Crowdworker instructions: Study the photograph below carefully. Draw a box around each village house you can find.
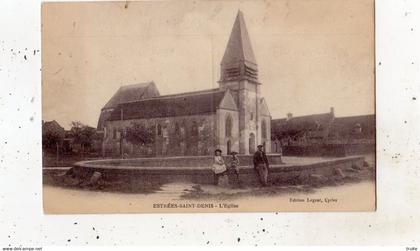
[99,11,271,157]
[271,108,375,154]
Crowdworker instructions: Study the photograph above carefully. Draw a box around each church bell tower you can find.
[219,10,262,154]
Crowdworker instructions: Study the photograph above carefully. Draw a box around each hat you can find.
[230,151,238,154]
[214,149,222,154]
[257,144,264,148]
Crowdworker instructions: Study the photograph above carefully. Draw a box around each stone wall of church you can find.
[258,115,271,152]
[103,113,217,157]
[216,108,239,155]
[219,80,271,154]
[238,81,260,154]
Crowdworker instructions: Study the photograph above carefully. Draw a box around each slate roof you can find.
[271,113,334,134]
[102,82,159,110]
[108,88,226,121]
[221,10,257,68]
[97,82,160,130]
[42,120,65,137]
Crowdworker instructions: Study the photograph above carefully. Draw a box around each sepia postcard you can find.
[41,0,375,213]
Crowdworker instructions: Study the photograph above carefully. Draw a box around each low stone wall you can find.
[68,155,365,187]
[74,154,284,168]
[283,144,375,157]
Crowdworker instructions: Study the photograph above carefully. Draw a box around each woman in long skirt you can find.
[213,149,226,185]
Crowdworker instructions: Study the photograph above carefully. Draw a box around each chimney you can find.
[330,107,335,116]
[287,113,293,120]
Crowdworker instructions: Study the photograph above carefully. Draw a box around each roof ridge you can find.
[102,81,157,110]
[118,88,222,105]
[273,112,332,121]
[108,89,226,121]
[119,81,153,89]
[336,114,375,119]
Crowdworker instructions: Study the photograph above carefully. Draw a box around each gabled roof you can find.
[108,88,226,121]
[42,120,65,137]
[259,98,270,117]
[218,89,238,111]
[221,10,257,68]
[98,81,160,130]
[102,81,160,110]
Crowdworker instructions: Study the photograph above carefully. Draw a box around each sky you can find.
[42,0,375,129]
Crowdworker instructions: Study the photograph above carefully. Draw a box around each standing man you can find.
[253,145,270,186]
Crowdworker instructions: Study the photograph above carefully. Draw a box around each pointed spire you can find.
[219,10,258,83]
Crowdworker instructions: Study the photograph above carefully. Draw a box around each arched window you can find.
[261,120,267,139]
[157,124,162,136]
[191,121,199,137]
[225,115,232,137]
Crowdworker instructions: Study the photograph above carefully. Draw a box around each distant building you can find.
[99,11,271,157]
[271,108,335,152]
[271,108,375,153]
[42,120,65,150]
[330,114,375,144]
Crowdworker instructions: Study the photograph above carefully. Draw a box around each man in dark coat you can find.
[253,145,270,186]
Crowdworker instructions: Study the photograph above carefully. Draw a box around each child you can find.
[213,149,226,185]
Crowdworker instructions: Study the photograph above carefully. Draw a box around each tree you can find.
[69,121,97,153]
[125,122,155,146]
[42,130,63,150]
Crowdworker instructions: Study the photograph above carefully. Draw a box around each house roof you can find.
[42,120,65,137]
[108,88,226,121]
[221,10,257,68]
[332,114,375,136]
[334,114,375,125]
[102,81,159,110]
[271,113,334,134]
[271,113,375,139]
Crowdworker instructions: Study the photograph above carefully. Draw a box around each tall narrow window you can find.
[261,120,267,139]
[174,123,180,134]
[191,121,199,138]
[174,123,181,148]
[157,124,162,136]
[225,115,232,137]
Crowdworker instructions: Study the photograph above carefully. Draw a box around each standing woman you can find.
[213,149,227,185]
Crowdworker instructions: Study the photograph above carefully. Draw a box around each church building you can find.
[98,11,271,157]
